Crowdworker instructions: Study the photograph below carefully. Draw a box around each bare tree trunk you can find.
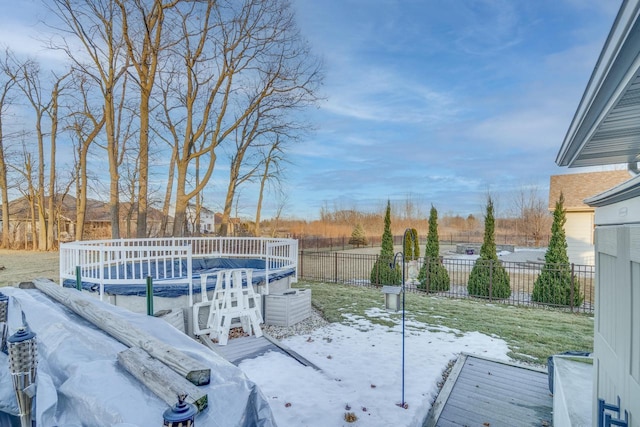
[255,137,285,237]
[46,76,68,249]
[160,145,177,236]
[8,58,54,251]
[72,78,105,241]
[0,53,17,248]
[0,135,9,248]
[21,149,38,251]
[254,154,272,237]
[116,0,175,238]
[50,0,132,240]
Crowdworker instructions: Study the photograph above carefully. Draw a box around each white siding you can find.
[593,225,640,426]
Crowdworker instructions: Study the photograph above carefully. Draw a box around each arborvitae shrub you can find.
[418,205,450,292]
[370,200,400,285]
[467,197,510,299]
[532,193,583,306]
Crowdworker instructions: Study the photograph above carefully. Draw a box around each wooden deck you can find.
[199,333,320,369]
[425,354,553,427]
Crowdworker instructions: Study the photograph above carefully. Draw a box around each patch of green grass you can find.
[295,281,593,366]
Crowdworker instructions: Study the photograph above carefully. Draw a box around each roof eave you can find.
[557,0,640,168]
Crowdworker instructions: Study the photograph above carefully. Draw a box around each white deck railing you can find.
[59,237,298,304]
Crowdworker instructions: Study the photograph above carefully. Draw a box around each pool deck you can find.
[424,353,553,427]
[199,333,321,369]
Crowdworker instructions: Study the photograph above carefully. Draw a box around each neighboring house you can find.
[548,170,631,265]
[185,205,216,235]
[557,0,640,424]
[0,195,168,245]
[1,195,83,246]
[214,212,242,235]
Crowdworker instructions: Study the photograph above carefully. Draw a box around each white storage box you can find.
[264,289,311,327]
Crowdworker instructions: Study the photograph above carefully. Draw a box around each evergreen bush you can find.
[418,205,450,292]
[370,200,401,285]
[467,197,511,299]
[349,223,368,247]
[532,193,583,307]
[403,228,419,260]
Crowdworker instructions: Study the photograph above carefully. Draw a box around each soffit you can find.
[557,0,640,168]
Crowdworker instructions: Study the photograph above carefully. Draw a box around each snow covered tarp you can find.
[0,284,277,426]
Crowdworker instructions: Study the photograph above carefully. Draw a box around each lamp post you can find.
[391,228,415,409]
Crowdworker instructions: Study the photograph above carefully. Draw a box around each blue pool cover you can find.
[62,257,296,297]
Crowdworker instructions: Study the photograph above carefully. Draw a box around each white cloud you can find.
[321,66,459,124]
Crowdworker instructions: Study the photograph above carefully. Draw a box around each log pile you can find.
[32,279,210,412]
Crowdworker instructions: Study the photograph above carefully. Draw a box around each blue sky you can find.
[1,0,623,220]
[284,0,621,218]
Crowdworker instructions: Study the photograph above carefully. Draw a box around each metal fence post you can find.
[570,263,575,313]
[489,259,493,302]
[426,257,431,293]
[75,266,82,291]
[146,276,154,316]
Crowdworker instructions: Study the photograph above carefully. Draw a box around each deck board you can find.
[202,333,321,371]
[210,336,285,364]
[425,354,553,427]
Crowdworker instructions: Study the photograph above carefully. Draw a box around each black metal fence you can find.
[296,233,550,252]
[298,251,595,313]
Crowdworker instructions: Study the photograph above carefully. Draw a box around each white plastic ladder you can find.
[192,269,262,345]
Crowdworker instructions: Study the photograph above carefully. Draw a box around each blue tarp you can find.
[63,257,295,298]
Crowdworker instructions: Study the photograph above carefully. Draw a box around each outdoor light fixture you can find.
[389,228,415,409]
[8,326,38,427]
[163,394,197,427]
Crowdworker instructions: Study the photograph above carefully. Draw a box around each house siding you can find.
[549,170,631,266]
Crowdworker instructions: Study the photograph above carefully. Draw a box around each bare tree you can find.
[154,0,321,237]
[7,58,48,250]
[512,185,551,246]
[68,74,105,240]
[0,49,20,248]
[219,104,264,236]
[269,192,288,237]
[115,0,178,237]
[254,137,285,236]
[7,54,70,250]
[9,143,38,250]
[51,0,131,239]
[46,71,72,249]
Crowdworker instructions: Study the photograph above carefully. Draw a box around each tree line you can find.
[0,0,322,250]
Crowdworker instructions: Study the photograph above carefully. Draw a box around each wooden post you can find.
[32,279,210,385]
[117,346,208,412]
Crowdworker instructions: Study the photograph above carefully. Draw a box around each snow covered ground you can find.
[239,308,510,427]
